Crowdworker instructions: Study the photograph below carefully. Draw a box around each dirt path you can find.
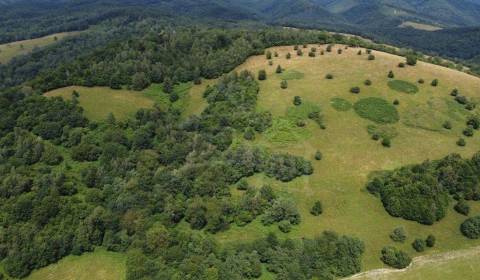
[344,245,480,279]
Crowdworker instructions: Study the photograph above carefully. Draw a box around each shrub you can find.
[412,238,426,252]
[455,95,468,105]
[398,63,405,68]
[268,60,273,66]
[296,120,305,127]
[325,74,334,79]
[450,88,459,96]
[302,44,307,48]
[461,216,480,239]
[294,45,299,51]
[276,65,283,74]
[364,79,372,86]
[457,138,466,147]
[278,221,292,233]
[443,121,452,129]
[262,198,301,225]
[236,179,249,190]
[467,116,480,129]
[406,55,417,66]
[454,199,470,216]
[350,87,360,94]
[426,235,436,247]
[326,45,332,52]
[244,127,255,141]
[357,50,362,55]
[311,47,317,52]
[274,51,279,57]
[280,80,288,89]
[367,49,372,54]
[372,134,380,141]
[466,103,476,111]
[337,49,343,54]
[297,49,303,56]
[309,51,316,57]
[320,50,325,55]
[418,79,425,84]
[310,201,323,216]
[382,138,391,147]
[380,246,412,269]
[463,127,474,137]
[315,151,323,160]
[390,227,407,243]
[368,54,375,60]
[266,50,272,60]
[286,52,291,59]
[431,79,439,87]
[293,96,302,106]
[388,71,395,79]
[393,99,399,106]
[258,70,267,81]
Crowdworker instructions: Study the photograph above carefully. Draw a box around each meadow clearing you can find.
[0,32,78,64]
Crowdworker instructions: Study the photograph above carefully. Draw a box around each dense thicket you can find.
[367,153,480,224]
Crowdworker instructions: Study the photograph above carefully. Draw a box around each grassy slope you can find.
[25,248,125,280]
[217,44,480,271]
[0,32,78,64]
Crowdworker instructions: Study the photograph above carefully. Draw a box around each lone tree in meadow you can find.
[357,50,362,55]
[418,79,425,84]
[412,239,426,252]
[406,54,417,66]
[294,45,299,51]
[276,65,283,74]
[266,50,272,60]
[426,235,436,247]
[364,79,372,86]
[293,96,302,106]
[314,151,322,160]
[390,227,407,243]
[431,79,439,87]
[280,80,288,89]
[325,74,333,80]
[350,87,360,94]
[258,70,267,81]
[398,62,405,68]
[286,52,291,59]
[310,201,323,216]
[388,71,395,78]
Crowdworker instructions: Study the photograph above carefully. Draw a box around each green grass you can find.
[277,69,305,80]
[354,97,400,124]
[217,44,480,273]
[367,124,398,139]
[330,97,353,111]
[0,32,78,64]
[286,100,321,121]
[388,80,419,94]
[264,117,312,145]
[26,248,125,280]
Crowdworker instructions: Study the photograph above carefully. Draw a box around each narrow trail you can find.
[343,245,480,279]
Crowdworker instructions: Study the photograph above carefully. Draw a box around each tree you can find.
[454,199,470,216]
[297,49,303,56]
[350,87,360,94]
[393,99,399,106]
[461,216,480,239]
[278,221,292,233]
[310,201,322,216]
[276,65,283,74]
[293,96,302,106]
[314,151,322,160]
[382,138,391,147]
[390,227,406,243]
[286,52,291,59]
[266,50,272,60]
[426,235,436,247]
[280,80,288,89]
[308,51,316,57]
[337,49,342,54]
[457,138,466,146]
[381,247,411,269]
[258,70,267,81]
[357,50,362,55]
[412,239,426,252]
[163,77,173,93]
[388,71,394,78]
[325,74,333,79]
[364,79,372,86]
[398,62,405,68]
[326,45,332,52]
[406,55,417,66]
[132,72,150,90]
[431,79,439,86]
[368,54,375,60]
[418,79,425,84]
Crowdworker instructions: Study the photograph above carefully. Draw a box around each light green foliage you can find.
[388,80,420,94]
[354,97,400,124]
[330,97,352,111]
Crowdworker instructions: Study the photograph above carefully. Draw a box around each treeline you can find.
[367,153,480,225]
[0,71,339,278]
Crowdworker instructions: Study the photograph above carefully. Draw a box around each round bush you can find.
[390,227,406,243]
[280,80,288,89]
[350,87,361,94]
[393,99,399,106]
[457,138,466,147]
[354,97,400,124]
[364,79,372,86]
[443,121,452,130]
[258,70,267,81]
[412,238,426,252]
[278,221,292,233]
[368,54,375,60]
[426,234,436,247]
[418,79,425,84]
[431,79,439,87]
[461,216,480,239]
[455,199,470,216]
[314,151,322,160]
[398,62,405,68]
[381,246,412,269]
[382,138,391,148]
[293,96,302,106]
[325,74,333,79]
[388,71,395,79]
[310,200,323,216]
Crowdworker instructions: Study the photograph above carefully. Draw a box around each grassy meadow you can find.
[217,44,480,271]
[0,32,78,64]
[25,249,125,280]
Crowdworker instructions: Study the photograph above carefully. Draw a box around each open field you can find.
[0,32,78,64]
[217,44,480,271]
[25,249,125,280]
[399,21,443,31]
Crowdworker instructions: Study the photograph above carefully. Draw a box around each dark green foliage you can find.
[461,216,480,239]
[315,151,323,160]
[325,73,334,79]
[390,227,407,243]
[244,127,255,140]
[381,138,391,147]
[297,49,303,56]
[388,71,395,78]
[393,99,399,105]
[337,49,343,54]
[463,127,474,137]
[364,79,372,86]
[406,55,417,66]
[236,179,249,191]
[276,65,283,74]
[381,247,412,269]
[264,154,313,182]
[426,234,436,247]
[368,54,375,60]
[398,62,405,68]
[308,51,316,57]
[350,87,361,94]
[455,199,470,216]
[310,201,323,216]
[280,80,288,89]
[266,50,272,60]
[443,121,452,129]
[278,221,292,233]
[431,79,439,86]
[451,88,459,96]
[261,198,300,225]
[412,238,426,252]
[258,70,267,81]
[286,52,291,59]
[293,96,302,106]
[457,138,466,146]
[372,134,380,141]
[418,79,425,84]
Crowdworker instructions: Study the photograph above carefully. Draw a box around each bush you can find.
[315,151,323,161]
[388,71,395,78]
[293,96,302,106]
[380,246,412,269]
[337,49,343,54]
[296,120,305,127]
[406,55,417,66]
[457,138,466,147]
[302,44,307,48]
[372,134,380,141]
[367,49,372,54]
[286,52,291,59]
[382,138,391,147]
[418,79,425,84]
[398,63,405,68]
[393,99,399,106]
[426,235,436,247]
[364,79,372,86]
[276,65,283,74]
[412,238,426,252]
[268,60,273,66]
[450,88,459,96]
[454,199,470,216]
[443,121,452,129]
[310,201,323,216]
[278,221,292,233]
[236,179,249,190]
[461,216,480,239]
[280,80,288,89]
[326,45,332,52]
[244,127,255,141]
[466,103,476,111]
[262,198,301,225]
[308,51,316,57]
[431,79,439,87]
[357,50,362,55]
[350,87,360,94]
[258,70,267,81]
[266,50,272,60]
[325,74,333,79]
[311,47,317,52]
[463,127,474,137]
[294,45,299,51]
[390,227,407,243]
[274,51,279,57]
[368,54,375,60]
[297,49,303,56]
